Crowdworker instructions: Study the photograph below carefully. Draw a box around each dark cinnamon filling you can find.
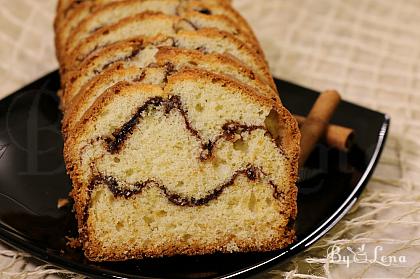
[93,45,145,74]
[180,19,199,31]
[132,71,147,82]
[104,96,165,154]
[86,38,173,76]
[162,62,177,83]
[91,165,264,203]
[196,8,212,15]
[103,95,278,161]
[83,165,284,225]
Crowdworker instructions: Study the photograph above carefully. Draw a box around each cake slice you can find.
[61,37,277,108]
[63,12,262,72]
[62,46,280,136]
[64,0,179,55]
[55,0,96,64]
[55,0,239,65]
[55,0,232,18]
[66,0,261,56]
[55,0,122,64]
[64,69,299,261]
[62,29,274,103]
[61,28,275,108]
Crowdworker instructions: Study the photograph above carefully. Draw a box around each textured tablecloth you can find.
[0,0,419,278]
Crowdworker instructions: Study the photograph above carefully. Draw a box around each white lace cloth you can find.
[0,0,419,278]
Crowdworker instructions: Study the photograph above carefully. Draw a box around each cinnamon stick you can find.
[298,90,341,167]
[294,115,354,151]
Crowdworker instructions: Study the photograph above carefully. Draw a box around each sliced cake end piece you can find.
[65,70,299,261]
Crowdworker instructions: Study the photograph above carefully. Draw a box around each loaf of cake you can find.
[55,0,300,261]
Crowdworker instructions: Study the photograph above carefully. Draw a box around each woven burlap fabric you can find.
[0,0,419,278]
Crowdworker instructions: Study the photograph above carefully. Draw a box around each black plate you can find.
[0,71,389,278]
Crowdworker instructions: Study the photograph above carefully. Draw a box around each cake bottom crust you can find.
[82,177,296,262]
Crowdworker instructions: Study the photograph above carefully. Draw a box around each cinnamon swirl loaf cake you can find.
[56,0,300,261]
